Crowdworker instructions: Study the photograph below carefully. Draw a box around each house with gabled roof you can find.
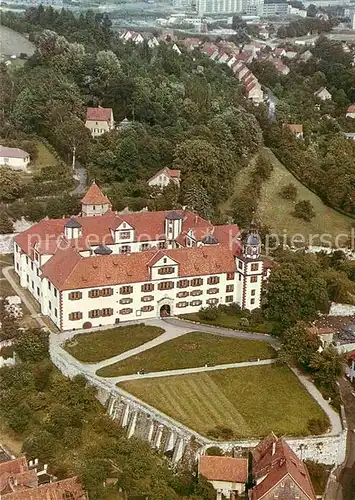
[85,106,114,137]
[199,455,248,499]
[147,167,181,189]
[285,123,304,139]
[249,434,316,500]
[314,87,332,101]
[0,145,30,171]
[13,183,266,330]
[346,104,355,119]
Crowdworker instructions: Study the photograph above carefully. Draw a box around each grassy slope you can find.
[97,332,276,377]
[120,364,328,439]
[65,324,164,363]
[224,147,352,242]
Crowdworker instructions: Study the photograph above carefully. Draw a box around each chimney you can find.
[272,441,276,456]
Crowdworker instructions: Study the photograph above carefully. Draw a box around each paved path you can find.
[2,266,48,330]
[107,358,277,383]
[71,166,87,195]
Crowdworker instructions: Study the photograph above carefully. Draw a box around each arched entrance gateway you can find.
[160,304,171,317]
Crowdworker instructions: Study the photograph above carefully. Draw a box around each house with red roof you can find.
[85,106,114,137]
[13,183,265,330]
[0,145,30,171]
[199,456,248,499]
[147,167,181,189]
[285,123,304,139]
[346,104,355,119]
[249,434,316,500]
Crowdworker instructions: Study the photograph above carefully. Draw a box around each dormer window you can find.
[163,258,167,263]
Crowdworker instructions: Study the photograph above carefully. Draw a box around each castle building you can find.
[14,184,266,331]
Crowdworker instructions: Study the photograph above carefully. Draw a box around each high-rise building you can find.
[197,0,248,16]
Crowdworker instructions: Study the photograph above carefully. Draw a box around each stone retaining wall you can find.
[50,337,347,466]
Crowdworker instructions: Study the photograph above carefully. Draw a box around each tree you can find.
[0,168,23,202]
[0,211,14,234]
[293,200,315,221]
[22,430,57,462]
[15,328,49,362]
[183,182,213,220]
[279,183,298,201]
[0,298,20,340]
[253,155,273,181]
[279,323,321,367]
[310,346,344,389]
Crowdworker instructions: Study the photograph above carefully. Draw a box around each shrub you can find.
[253,156,274,181]
[304,460,330,495]
[0,211,14,234]
[220,302,242,316]
[207,425,234,440]
[240,317,250,328]
[293,200,315,221]
[205,446,224,456]
[280,183,298,201]
[307,417,329,435]
[15,328,49,362]
[250,308,264,323]
[199,306,219,321]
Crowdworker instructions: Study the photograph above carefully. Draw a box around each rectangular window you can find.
[142,295,154,302]
[239,274,242,281]
[225,296,233,303]
[69,291,82,300]
[141,283,154,292]
[120,231,131,240]
[55,308,58,317]
[120,286,133,294]
[48,281,51,290]
[158,267,174,275]
[191,278,203,287]
[251,289,256,296]
[176,301,188,308]
[177,291,189,298]
[31,281,34,289]
[120,308,133,315]
[177,279,189,288]
[101,288,114,297]
[140,243,150,251]
[158,242,166,249]
[26,256,28,265]
[120,245,131,254]
[190,300,202,307]
[207,276,219,285]
[31,262,33,271]
[27,275,29,283]
[250,276,258,283]
[37,287,40,296]
[36,269,40,277]
[16,263,19,271]
[251,298,255,304]
[226,285,234,293]
[49,301,52,311]
[158,281,174,290]
[207,288,219,295]
[251,263,259,271]
[120,297,133,304]
[102,308,113,317]
[89,309,101,318]
[226,272,234,280]
[69,312,82,321]
[141,305,154,312]
[238,261,243,269]
[190,290,202,296]
[207,298,219,305]
[54,288,57,297]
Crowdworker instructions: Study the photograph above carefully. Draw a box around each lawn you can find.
[224,147,352,244]
[0,255,14,269]
[29,141,60,174]
[65,324,164,363]
[97,331,276,377]
[180,312,275,334]
[119,364,329,439]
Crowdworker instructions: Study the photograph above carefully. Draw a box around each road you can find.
[336,379,355,500]
[71,166,87,196]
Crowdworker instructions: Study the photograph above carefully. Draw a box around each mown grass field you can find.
[180,311,276,334]
[97,331,276,377]
[0,254,14,270]
[30,142,60,173]
[225,147,352,243]
[120,364,328,439]
[65,324,164,363]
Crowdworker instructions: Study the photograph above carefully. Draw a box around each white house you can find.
[199,456,248,499]
[0,145,30,171]
[285,123,304,139]
[346,104,355,119]
[13,184,266,331]
[85,107,114,137]
[147,168,181,189]
[314,87,332,101]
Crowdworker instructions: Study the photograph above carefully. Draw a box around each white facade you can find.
[209,479,245,498]
[85,117,114,137]
[0,149,30,171]
[148,168,181,189]
[197,0,247,15]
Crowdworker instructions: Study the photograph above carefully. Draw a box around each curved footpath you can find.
[2,264,342,436]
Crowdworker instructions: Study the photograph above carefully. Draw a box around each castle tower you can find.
[235,217,263,310]
[81,181,112,217]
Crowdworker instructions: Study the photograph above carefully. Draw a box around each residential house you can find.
[199,456,248,499]
[85,107,114,137]
[172,43,182,55]
[343,132,355,141]
[271,57,290,75]
[346,104,355,118]
[147,167,181,189]
[13,183,266,330]
[346,350,355,383]
[285,123,304,139]
[249,434,316,500]
[314,87,332,101]
[284,51,298,59]
[0,145,30,171]
[299,50,313,62]
[0,456,87,499]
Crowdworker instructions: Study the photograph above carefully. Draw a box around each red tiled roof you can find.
[347,104,355,113]
[3,476,86,500]
[0,457,27,476]
[41,245,236,291]
[167,169,181,178]
[80,182,111,205]
[199,456,248,483]
[251,435,316,500]
[286,124,303,134]
[86,106,112,122]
